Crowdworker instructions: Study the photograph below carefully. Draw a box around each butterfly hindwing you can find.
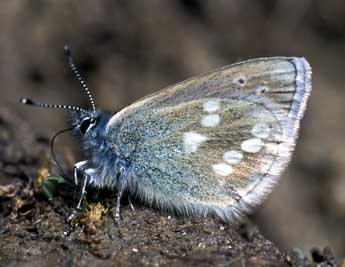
[106,57,311,221]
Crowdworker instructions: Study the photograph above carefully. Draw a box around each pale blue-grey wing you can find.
[106,57,311,221]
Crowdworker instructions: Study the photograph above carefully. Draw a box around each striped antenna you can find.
[20,97,89,114]
[64,45,96,112]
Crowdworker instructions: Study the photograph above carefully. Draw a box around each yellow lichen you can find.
[87,203,107,223]
[36,166,50,189]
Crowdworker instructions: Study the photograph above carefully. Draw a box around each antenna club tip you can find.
[64,45,71,56]
[20,97,34,105]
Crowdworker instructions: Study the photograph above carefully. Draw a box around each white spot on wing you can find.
[212,163,233,176]
[241,138,264,153]
[251,123,271,139]
[203,100,220,113]
[201,114,220,127]
[183,131,208,154]
[223,150,243,164]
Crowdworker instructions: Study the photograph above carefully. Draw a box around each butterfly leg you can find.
[75,168,96,209]
[67,166,96,223]
[113,161,131,225]
[73,160,88,186]
[128,195,135,211]
[114,172,129,224]
[114,187,124,224]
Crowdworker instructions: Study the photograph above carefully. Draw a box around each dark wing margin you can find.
[237,58,312,215]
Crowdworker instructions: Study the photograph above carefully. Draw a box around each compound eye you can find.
[79,117,95,135]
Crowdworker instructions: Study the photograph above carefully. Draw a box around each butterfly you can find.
[21,46,312,223]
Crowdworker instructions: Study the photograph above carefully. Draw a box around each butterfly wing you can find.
[106,57,311,221]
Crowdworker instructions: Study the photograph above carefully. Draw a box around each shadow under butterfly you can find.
[21,46,312,224]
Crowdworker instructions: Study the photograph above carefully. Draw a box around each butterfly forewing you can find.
[106,57,311,221]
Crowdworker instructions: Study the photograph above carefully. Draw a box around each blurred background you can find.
[1,0,344,257]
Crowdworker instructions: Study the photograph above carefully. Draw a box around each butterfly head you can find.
[69,109,99,137]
